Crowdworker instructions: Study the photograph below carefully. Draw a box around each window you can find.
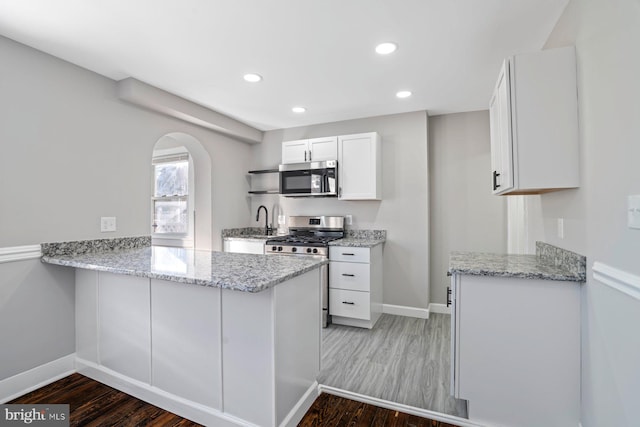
[152,154,189,235]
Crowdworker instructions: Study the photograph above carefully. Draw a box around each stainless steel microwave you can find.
[279,160,337,197]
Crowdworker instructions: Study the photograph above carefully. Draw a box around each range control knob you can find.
[312,248,318,254]
[291,247,297,253]
[306,248,312,253]
[277,246,283,252]
[271,246,277,251]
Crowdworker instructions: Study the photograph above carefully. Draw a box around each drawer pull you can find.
[447,287,452,307]
[342,273,355,277]
[342,301,355,305]
[342,253,355,256]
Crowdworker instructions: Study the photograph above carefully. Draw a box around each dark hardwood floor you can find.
[9,373,201,426]
[9,374,462,426]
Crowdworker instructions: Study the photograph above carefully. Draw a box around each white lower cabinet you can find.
[150,278,221,409]
[329,245,382,329]
[450,273,580,427]
[98,272,151,383]
[223,238,265,254]
[75,269,321,427]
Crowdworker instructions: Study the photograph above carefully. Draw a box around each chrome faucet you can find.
[256,205,273,236]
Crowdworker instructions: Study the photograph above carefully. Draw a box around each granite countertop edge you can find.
[328,237,386,248]
[449,264,584,282]
[448,244,587,283]
[41,249,327,293]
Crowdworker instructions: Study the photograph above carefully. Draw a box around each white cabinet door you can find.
[282,137,337,164]
[98,272,151,383]
[329,262,371,292]
[329,288,371,320]
[338,132,381,200]
[489,46,579,195]
[282,139,309,164]
[151,279,222,409]
[452,274,580,427]
[489,60,514,194]
[308,136,337,162]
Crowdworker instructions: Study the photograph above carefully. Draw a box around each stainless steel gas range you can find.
[265,215,344,328]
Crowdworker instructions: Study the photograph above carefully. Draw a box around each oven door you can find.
[279,161,337,197]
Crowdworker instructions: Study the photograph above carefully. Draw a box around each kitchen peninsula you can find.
[41,237,326,427]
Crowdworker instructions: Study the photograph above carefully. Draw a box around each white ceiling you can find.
[0,0,568,131]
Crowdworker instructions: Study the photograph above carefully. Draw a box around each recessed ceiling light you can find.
[243,73,262,83]
[396,90,412,98]
[292,106,306,113]
[375,42,397,55]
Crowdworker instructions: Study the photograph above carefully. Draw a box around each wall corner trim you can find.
[0,354,75,403]
[592,261,640,301]
[0,245,42,264]
[382,304,429,319]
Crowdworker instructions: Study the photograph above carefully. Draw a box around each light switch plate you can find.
[101,216,117,232]
[628,195,640,229]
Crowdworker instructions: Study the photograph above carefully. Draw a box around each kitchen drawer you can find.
[329,246,370,263]
[329,289,370,320]
[329,262,370,292]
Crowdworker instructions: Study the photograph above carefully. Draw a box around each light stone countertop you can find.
[42,246,326,292]
[329,237,385,248]
[448,251,585,282]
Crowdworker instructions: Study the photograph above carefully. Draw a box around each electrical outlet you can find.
[345,214,353,225]
[557,218,564,239]
[628,195,640,230]
[101,217,117,232]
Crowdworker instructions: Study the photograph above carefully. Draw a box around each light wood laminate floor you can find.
[319,313,468,418]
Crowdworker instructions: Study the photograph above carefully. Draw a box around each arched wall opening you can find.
[151,132,212,250]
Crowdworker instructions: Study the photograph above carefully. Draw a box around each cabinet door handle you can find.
[342,273,355,277]
[493,170,501,190]
[338,186,342,198]
[447,287,452,307]
[304,150,307,162]
[309,150,312,161]
[342,301,355,305]
[342,253,355,256]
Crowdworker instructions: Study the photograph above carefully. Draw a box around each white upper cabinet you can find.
[281,136,337,164]
[338,132,381,200]
[489,46,579,195]
[281,139,308,164]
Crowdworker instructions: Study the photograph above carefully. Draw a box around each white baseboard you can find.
[428,303,451,315]
[0,245,42,264]
[280,381,319,427]
[318,384,484,427]
[382,304,429,319]
[76,358,256,427]
[0,354,75,403]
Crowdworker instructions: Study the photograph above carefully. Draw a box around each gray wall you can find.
[0,35,252,380]
[428,111,507,304]
[542,0,640,425]
[250,112,430,310]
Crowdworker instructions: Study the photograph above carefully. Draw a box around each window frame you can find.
[151,149,194,247]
